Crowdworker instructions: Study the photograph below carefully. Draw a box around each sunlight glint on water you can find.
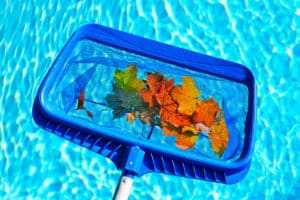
[0,0,299,199]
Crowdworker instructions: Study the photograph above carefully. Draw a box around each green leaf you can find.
[105,93,128,119]
[112,85,144,109]
[112,107,127,119]
[105,84,147,119]
[114,65,145,93]
[105,94,122,109]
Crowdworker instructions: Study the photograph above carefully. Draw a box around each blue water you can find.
[1,0,299,199]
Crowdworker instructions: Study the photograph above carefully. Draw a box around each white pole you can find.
[113,175,134,200]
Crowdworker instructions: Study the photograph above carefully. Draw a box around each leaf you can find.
[112,107,128,119]
[161,123,181,136]
[155,78,175,105]
[105,94,122,110]
[162,124,199,149]
[76,89,93,118]
[176,131,199,150]
[171,76,200,115]
[146,73,164,94]
[126,113,136,124]
[194,122,210,133]
[105,93,128,118]
[140,73,164,108]
[140,89,157,108]
[160,109,191,127]
[133,109,157,125]
[113,86,144,109]
[182,125,198,135]
[192,98,220,127]
[108,66,164,123]
[105,86,144,119]
[156,78,191,127]
[86,110,93,118]
[209,117,230,157]
[77,89,85,110]
[215,109,224,124]
[175,125,199,149]
[114,65,145,93]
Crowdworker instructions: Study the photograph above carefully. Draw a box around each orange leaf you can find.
[146,73,163,94]
[160,106,191,127]
[140,89,157,108]
[140,73,163,108]
[155,78,175,105]
[209,117,230,156]
[176,132,199,150]
[171,76,200,115]
[156,78,191,127]
[126,113,136,124]
[192,98,220,127]
[161,123,180,136]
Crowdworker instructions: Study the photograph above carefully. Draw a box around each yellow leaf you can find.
[209,117,230,157]
[171,76,200,115]
[156,78,191,127]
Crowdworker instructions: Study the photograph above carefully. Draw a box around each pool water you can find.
[1,0,299,199]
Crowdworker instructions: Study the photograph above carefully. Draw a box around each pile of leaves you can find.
[105,65,230,156]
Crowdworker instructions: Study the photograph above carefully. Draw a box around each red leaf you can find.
[77,89,85,110]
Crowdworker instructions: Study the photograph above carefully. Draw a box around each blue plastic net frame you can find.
[33,24,256,184]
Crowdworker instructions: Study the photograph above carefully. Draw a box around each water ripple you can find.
[0,0,299,199]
